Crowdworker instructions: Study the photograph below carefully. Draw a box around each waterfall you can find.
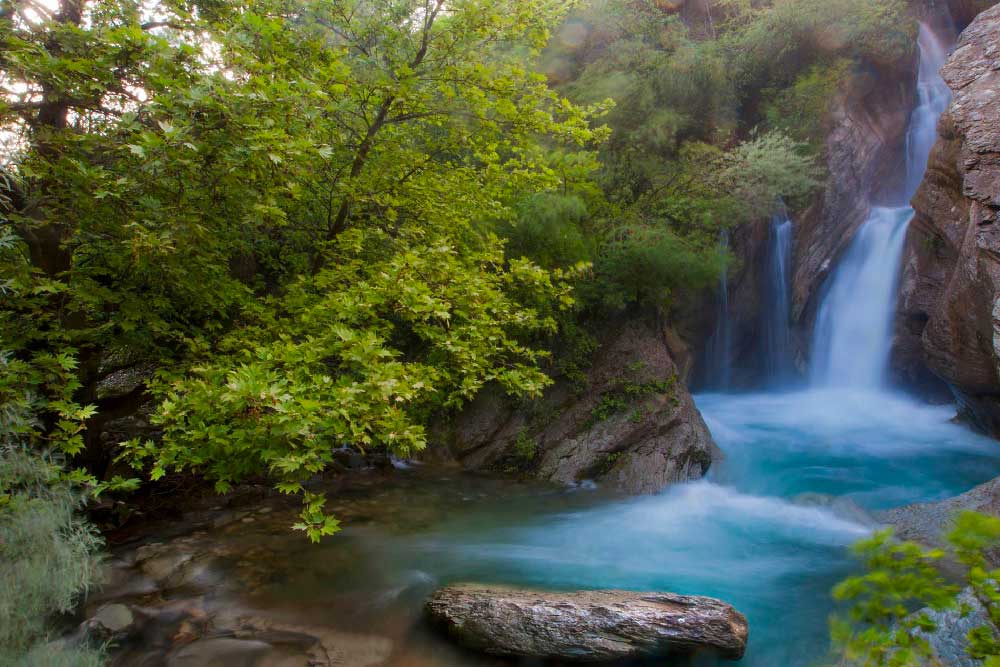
[905,26,953,199]
[763,211,794,385]
[705,230,733,390]
[810,24,951,389]
[810,207,914,387]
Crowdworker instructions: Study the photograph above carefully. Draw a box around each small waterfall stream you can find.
[906,25,954,198]
[810,206,914,387]
[811,25,952,388]
[763,211,794,385]
[704,230,733,390]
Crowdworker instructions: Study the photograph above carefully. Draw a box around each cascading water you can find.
[762,211,794,385]
[906,25,953,198]
[810,206,914,387]
[811,25,952,388]
[703,230,733,390]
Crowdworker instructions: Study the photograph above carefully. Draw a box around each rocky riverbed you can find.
[66,469,692,667]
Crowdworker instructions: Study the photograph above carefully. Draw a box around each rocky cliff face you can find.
[791,61,918,333]
[440,317,720,494]
[704,59,918,385]
[896,4,1000,433]
[943,0,1000,27]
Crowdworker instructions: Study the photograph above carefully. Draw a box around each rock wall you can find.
[878,475,1000,557]
[791,59,918,334]
[896,4,1000,433]
[439,316,720,494]
[700,57,918,385]
[944,0,1000,27]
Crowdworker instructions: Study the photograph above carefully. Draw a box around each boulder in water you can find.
[425,584,748,661]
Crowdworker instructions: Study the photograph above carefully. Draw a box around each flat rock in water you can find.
[425,584,748,662]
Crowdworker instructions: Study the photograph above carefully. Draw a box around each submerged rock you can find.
[425,584,748,662]
[89,603,135,635]
[166,638,274,667]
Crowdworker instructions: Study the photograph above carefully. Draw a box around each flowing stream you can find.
[231,389,999,666]
[107,24,1000,667]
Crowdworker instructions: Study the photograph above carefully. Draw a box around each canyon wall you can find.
[790,60,918,340]
[896,3,1000,432]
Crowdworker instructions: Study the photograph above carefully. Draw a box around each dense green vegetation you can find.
[832,512,1000,666]
[2,0,612,540]
[1,0,885,534]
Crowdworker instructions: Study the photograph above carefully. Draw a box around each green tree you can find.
[2,0,607,538]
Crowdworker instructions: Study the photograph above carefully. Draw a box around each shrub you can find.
[501,193,594,269]
[590,226,725,310]
[831,511,1000,666]
[0,447,105,666]
[513,430,539,463]
[762,60,852,149]
[725,0,914,98]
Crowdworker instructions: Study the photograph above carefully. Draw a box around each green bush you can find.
[831,511,1000,666]
[0,447,105,666]
[725,0,914,98]
[513,430,539,463]
[761,60,852,149]
[589,226,725,310]
[501,193,594,270]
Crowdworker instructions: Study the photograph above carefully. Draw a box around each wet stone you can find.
[91,603,135,634]
[166,637,274,666]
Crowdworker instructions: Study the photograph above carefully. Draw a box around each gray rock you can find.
[90,603,135,634]
[441,317,720,494]
[877,475,1000,566]
[911,587,999,667]
[425,584,749,661]
[95,363,156,400]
